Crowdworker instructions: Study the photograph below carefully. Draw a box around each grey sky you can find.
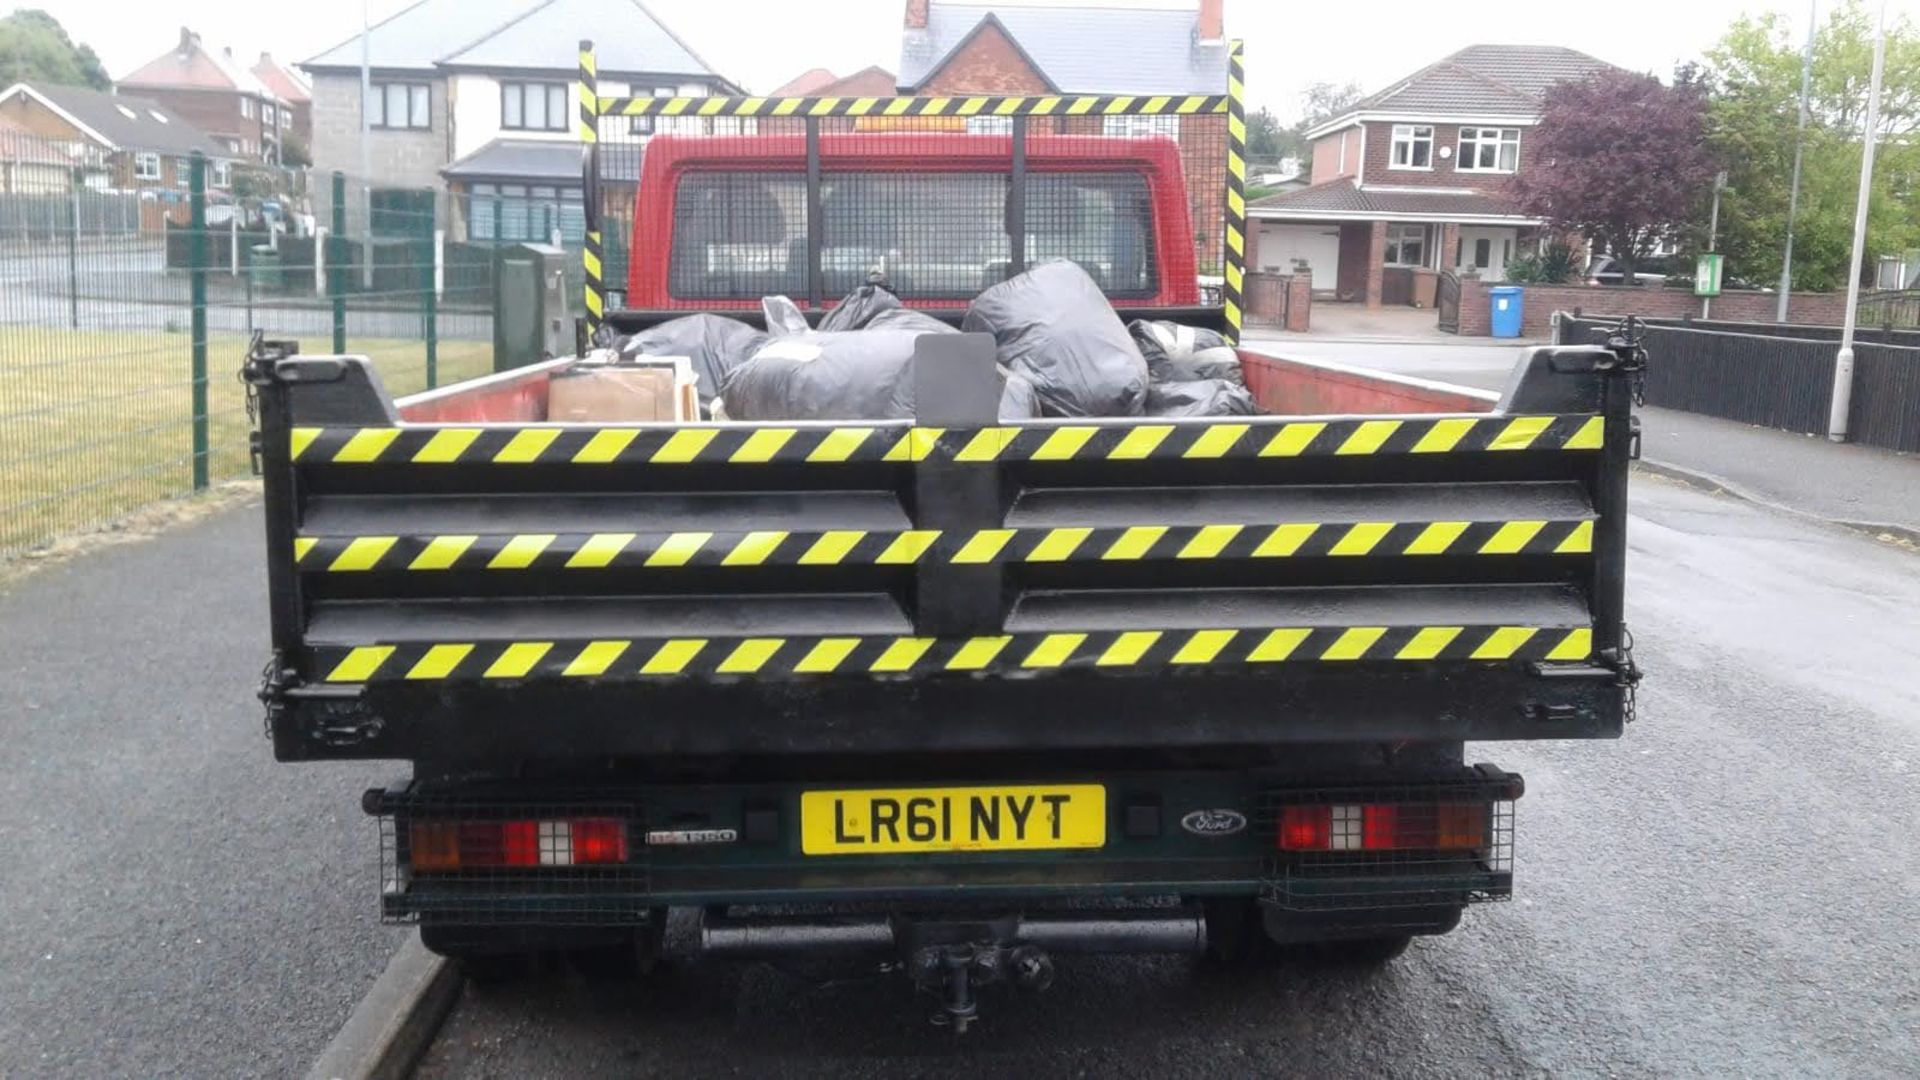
[20,0,1891,119]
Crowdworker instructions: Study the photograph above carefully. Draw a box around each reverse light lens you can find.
[408,817,629,871]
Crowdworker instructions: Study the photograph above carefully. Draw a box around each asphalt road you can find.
[413,476,1920,1078]
[0,507,404,1079]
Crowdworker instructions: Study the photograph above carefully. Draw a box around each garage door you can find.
[1257,224,1341,285]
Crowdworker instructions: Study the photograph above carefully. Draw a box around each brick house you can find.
[0,82,228,192]
[768,66,899,98]
[300,0,735,243]
[119,28,290,163]
[897,0,1231,271]
[251,54,313,152]
[1249,45,1616,308]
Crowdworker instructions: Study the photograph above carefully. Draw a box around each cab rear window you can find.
[666,169,1159,301]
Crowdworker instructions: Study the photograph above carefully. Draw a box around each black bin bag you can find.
[962,258,1148,417]
[1128,319,1245,384]
[614,314,767,416]
[719,329,924,421]
[1146,378,1259,417]
[818,282,903,332]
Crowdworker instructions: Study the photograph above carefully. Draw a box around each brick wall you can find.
[1336,222,1371,301]
[1308,128,1360,185]
[1451,278,1855,337]
[916,21,1051,93]
[309,72,449,200]
[1360,121,1536,195]
[1246,270,1313,332]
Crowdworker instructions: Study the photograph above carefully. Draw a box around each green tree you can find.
[1247,106,1285,162]
[1703,1,1920,291]
[0,10,109,90]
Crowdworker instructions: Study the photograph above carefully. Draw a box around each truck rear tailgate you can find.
[251,337,1635,762]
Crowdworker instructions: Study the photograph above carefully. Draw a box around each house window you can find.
[502,82,570,132]
[1102,115,1180,139]
[964,116,1012,135]
[468,182,585,243]
[1389,124,1433,169]
[212,160,231,188]
[630,86,676,136]
[1458,127,1520,172]
[174,157,192,186]
[1383,223,1428,267]
[133,152,162,180]
[368,82,431,130]
[241,97,253,119]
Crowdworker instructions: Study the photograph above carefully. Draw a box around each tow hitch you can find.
[673,908,1208,1032]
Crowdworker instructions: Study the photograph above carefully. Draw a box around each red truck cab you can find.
[625,132,1202,311]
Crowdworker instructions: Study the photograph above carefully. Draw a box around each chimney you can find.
[905,0,930,29]
[1197,0,1224,44]
[177,27,198,58]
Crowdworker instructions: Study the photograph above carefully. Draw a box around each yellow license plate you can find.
[800,785,1106,856]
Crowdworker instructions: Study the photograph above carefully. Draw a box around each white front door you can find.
[1457,227,1517,282]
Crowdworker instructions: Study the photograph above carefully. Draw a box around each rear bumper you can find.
[277,666,1623,762]
[366,766,1522,928]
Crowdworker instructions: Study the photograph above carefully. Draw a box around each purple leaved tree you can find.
[1516,69,1719,284]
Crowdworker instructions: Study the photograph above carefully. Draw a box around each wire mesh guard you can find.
[375,789,651,925]
[586,95,1234,315]
[1258,783,1517,912]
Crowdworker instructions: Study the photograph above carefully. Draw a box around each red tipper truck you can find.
[245,83,1641,1029]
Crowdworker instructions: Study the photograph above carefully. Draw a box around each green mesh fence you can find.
[0,136,500,559]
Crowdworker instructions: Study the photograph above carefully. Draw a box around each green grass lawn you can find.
[0,325,492,557]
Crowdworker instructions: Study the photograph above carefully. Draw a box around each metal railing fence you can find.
[0,132,498,559]
[1556,315,1920,453]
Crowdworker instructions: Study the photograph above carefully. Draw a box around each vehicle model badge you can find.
[1180,809,1247,837]
[645,827,739,846]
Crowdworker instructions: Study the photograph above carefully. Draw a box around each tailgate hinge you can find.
[240,332,302,476]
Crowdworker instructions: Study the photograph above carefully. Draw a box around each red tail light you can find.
[408,817,629,871]
[1276,803,1488,852]
[1278,805,1330,851]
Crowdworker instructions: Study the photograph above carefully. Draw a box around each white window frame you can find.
[173,156,192,187]
[1383,223,1429,268]
[1457,127,1520,173]
[240,96,253,119]
[501,81,570,133]
[1102,115,1180,139]
[132,151,162,180]
[965,116,1013,135]
[1388,124,1433,170]
[211,160,231,188]
[630,85,676,136]
[368,82,431,130]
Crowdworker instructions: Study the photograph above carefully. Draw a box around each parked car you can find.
[1586,255,1670,288]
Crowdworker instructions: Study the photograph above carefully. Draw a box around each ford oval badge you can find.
[1180,809,1248,837]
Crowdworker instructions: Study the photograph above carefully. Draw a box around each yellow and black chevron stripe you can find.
[293,519,1594,573]
[597,93,1230,120]
[314,623,1594,684]
[289,415,1603,467]
[1222,39,1247,346]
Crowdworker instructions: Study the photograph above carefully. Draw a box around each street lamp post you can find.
[1777,0,1817,323]
[1828,0,1888,443]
